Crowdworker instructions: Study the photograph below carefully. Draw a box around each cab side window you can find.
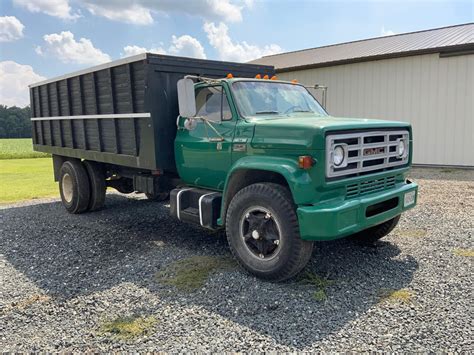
[195,86,232,122]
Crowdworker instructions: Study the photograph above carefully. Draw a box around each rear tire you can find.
[226,183,313,282]
[349,215,401,245]
[83,160,106,211]
[59,160,90,214]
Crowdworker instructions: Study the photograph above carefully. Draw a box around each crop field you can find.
[0,138,49,159]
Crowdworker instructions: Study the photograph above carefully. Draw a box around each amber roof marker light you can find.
[255,74,261,79]
[226,73,233,79]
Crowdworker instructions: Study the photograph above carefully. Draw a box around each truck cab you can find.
[171,75,418,280]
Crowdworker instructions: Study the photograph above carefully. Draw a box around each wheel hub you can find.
[61,173,73,203]
[240,206,282,260]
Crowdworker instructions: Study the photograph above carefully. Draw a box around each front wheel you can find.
[225,183,313,282]
[349,215,401,245]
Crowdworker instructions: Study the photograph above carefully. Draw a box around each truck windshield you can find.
[231,81,327,118]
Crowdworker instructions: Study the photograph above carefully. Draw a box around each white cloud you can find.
[203,22,282,62]
[13,0,80,20]
[381,27,396,37]
[122,35,206,59]
[0,16,25,42]
[85,2,153,25]
[168,35,206,59]
[36,31,111,65]
[0,61,45,107]
[122,45,166,57]
[79,0,249,25]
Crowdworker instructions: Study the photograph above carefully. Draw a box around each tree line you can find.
[0,105,32,138]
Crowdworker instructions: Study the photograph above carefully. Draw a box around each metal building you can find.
[251,23,474,167]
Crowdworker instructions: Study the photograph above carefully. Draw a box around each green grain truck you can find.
[30,53,418,281]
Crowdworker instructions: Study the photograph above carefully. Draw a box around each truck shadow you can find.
[1,194,418,349]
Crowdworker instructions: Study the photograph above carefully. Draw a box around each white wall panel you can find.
[279,53,474,166]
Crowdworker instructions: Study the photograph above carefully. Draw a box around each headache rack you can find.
[326,130,409,178]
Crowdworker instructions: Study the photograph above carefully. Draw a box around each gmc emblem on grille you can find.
[364,147,385,156]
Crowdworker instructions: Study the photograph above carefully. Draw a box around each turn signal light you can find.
[263,74,269,79]
[255,74,261,79]
[298,155,315,169]
[226,73,233,78]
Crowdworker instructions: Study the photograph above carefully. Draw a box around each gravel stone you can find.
[1,167,473,352]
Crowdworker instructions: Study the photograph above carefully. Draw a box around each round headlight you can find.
[333,145,345,166]
[398,140,406,157]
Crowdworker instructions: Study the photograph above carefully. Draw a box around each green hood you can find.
[250,115,411,150]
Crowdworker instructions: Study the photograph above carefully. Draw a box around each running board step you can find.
[170,188,222,229]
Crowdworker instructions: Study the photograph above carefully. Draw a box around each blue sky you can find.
[0,0,472,106]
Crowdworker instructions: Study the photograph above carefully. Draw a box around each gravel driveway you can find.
[1,168,473,352]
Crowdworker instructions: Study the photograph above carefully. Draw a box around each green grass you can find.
[100,316,157,340]
[452,248,474,257]
[156,255,236,292]
[297,271,335,301]
[0,158,57,204]
[396,228,427,238]
[0,138,49,159]
[378,288,413,304]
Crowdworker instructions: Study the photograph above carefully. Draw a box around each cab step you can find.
[170,188,222,229]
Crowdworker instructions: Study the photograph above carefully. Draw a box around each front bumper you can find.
[297,180,418,241]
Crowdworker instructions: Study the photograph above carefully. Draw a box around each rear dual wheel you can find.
[59,160,106,214]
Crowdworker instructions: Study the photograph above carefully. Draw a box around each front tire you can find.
[59,160,90,214]
[226,183,313,282]
[349,215,401,244]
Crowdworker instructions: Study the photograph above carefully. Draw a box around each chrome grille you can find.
[326,130,409,178]
[346,175,396,198]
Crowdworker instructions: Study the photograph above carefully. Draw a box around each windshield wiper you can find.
[255,110,279,114]
[291,110,313,113]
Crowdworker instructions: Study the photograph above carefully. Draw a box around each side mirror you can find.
[177,78,196,117]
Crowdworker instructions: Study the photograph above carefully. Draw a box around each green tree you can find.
[0,105,32,138]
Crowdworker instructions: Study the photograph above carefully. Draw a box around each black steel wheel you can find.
[226,183,313,282]
[59,160,90,214]
[240,206,282,260]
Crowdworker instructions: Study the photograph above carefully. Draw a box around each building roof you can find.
[250,23,474,72]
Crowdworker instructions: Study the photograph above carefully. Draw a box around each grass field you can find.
[0,158,57,204]
[0,139,56,203]
[0,138,50,159]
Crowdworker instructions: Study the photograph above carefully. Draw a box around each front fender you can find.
[224,155,317,206]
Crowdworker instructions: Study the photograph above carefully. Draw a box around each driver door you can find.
[175,84,236,190]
